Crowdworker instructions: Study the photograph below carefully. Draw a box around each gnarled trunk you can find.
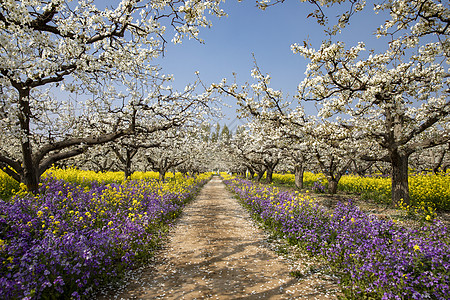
[23,165,39,194]
[265,165,275,183]
[264,159,279,184]
[390,150,410,206]
[124,151,133,179]
[159,170,166,182]
[19,88,39,193]
[256,170,265,182]
[294,164,304,189]
[124,166,132,180]
[327,178,339,194]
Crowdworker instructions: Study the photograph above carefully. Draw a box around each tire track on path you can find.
[97,176,338,299]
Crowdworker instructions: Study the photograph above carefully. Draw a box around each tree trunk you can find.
[390,150,410,206]
[266,165,274,183]
[264,159,279,184]
[19,88,39,193]
[294,164,304,189]
[23,165,39,194]
[256,170,264,182]
[124,166,132,180]
[124,151,132,179]
[327,179,339,194]
[159,170,166,182]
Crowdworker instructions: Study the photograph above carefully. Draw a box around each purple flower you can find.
[0,176,209,299]
[224,178,450,299]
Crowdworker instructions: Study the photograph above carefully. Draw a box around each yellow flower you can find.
[413,245,421,251]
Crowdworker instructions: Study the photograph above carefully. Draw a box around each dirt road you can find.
[96,176,338,299]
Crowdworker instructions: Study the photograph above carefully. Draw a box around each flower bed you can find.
[338,172,450,210]
[0,169,20,200]
[224,177,450,299]
[270,171,450,213]
[0,174,210,299]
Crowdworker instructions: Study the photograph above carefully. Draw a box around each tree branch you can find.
[0,162,21,182]
[0,154,23,178]
[38,147,87,176]
[34,126,134,164]
[360,154,391,163]
[397,101,450,147]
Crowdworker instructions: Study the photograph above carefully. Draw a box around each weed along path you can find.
[97,176,338,299]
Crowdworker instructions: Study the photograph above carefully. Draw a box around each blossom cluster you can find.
[224,178,450,299]
[0,173,210,299]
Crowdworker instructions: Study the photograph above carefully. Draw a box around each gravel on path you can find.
[96,176,339,299]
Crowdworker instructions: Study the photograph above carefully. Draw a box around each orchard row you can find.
[0,169,211,299]
[1,1,448,209]
[223,176,449,299]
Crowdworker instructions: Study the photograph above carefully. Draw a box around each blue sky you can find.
[153,0,389,130]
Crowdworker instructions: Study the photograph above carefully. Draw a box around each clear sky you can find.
[152,0,388,131]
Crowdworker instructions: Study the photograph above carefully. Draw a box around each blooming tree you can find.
[228,119,285,183]
[214,0,449,205]
[409,143,450,173]
[293,0,449,204]
[73,145,120,173]
[143,126,196,181]
[110,138,160,179]
[212,61,317,187]
[0,0,224,192]
[309,120,357,193]
[226,127,266,179]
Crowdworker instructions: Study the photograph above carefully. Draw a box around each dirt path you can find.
[96,176,339,299]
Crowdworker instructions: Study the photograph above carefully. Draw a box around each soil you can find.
[95,176,340,299]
